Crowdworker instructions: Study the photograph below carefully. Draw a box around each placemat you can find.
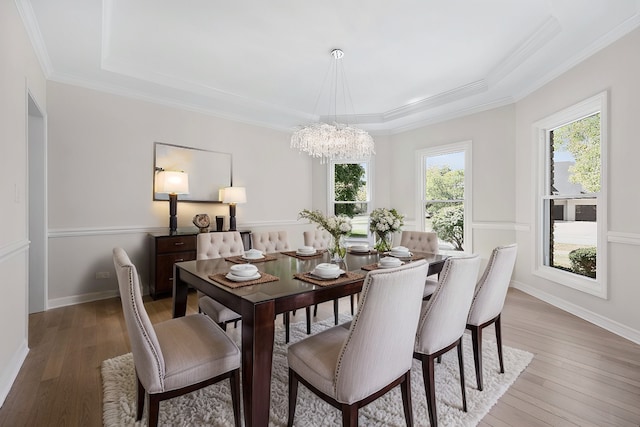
[282,250,326,260]
[293,271,365,287]
[383,254,426,262]
[225,254,278,264]
[208,272,280,289]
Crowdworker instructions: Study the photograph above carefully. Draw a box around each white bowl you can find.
[243,249,264,259]
[297,246,316,254]
[379,257,402,266]
[311,267,342,279]
[349,245,369,253]
[229,264,258,277]
[314,263,339,271]
[391,246,409,253]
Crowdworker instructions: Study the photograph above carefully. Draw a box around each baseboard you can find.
[0,339,29,408]
[48,289,120,309]
[512,280,640,345]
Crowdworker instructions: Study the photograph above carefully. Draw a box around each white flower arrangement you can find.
[369,208,404,234]
[298,209,352,238]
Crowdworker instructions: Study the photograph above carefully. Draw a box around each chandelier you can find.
[291,49,375,163]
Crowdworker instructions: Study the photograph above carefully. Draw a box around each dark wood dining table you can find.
[172,250,448,427]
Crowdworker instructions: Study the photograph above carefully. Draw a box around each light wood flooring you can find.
[0,288,639,426]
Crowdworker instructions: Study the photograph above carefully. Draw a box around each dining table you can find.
[172,249,448,427]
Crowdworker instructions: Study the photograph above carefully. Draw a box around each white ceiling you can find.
[19,0,640,134]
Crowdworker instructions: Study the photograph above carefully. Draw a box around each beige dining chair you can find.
[196,231,245,330]
[466,243,518,390]
[413,254,481,427]
[251,230,302,342]
[303,229,356,323]
[287,260,430,427]
[251,230,292,253]
[401,231,440,299]
[113,248,241,427]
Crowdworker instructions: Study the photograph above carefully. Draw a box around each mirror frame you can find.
[153,142,232,203]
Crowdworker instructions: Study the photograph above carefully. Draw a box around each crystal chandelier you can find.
[291,49,375,163]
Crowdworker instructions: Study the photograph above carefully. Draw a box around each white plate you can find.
[377,261,404,269]
[229,264,258,276]
[309,268,345,280]
[242,255,265,260]
[389,251,412,258]
[296,250,317,256]
[349,246,370,253]
[225,272,261,282]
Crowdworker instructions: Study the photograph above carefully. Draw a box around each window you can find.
[534,91,607,298]
[416,141,472,253]
[329,160,371,241]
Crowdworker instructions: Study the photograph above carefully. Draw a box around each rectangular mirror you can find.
[153,142,232,202]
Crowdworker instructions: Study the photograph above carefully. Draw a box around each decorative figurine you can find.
[192,214,211,233]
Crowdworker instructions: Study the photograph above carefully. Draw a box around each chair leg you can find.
[284,312,290,343]
[148,394,160,427]
[341,403,359,427]
[287,368,299,427]
[136,375,144,421]
[313,304,318,317]
[219,322,227,331]
[420,355,438,427]
[470,324,483,390]
[305,306,311,334]
[400,371,414,427]
[457,339,468,412]
[230,369,241,427]
[350,294,355,315]
[334,299,339,325]
[495,315,505,374]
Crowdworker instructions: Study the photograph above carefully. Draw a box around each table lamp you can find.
[222,186,246,231]
[156,170,189,233]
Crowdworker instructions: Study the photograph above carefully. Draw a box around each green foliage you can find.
[553,113,601,193]
[431,204,464,251]
[334,163,366,217]
[568,247,597,278]
[425,166,464,213]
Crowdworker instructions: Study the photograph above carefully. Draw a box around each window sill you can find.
[533,265,606,299]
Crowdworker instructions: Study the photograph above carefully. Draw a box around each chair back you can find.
[251,231,291,253]
[415,255,481,355]
[400,231,439,253]
[196,231,245,260]
[334,260,429,403]
[113,248,165,393]
[467,244,517,326]
[303,229,331,250]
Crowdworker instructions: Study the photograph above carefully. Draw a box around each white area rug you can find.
[102,315,533,426]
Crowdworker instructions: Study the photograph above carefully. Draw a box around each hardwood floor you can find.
[0,288,639,426]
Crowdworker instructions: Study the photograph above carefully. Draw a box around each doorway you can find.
[28,93,47,314]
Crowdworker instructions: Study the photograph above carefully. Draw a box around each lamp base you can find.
[168,193,178,233]
[229,203,237,231]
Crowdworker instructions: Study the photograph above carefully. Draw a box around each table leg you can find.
[242,300,275,427]
[172,266,188,318]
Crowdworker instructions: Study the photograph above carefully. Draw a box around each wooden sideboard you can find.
[148,229,251,299]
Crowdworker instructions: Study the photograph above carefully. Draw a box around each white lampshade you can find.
[222,186,247,204]
[155,171,189,194]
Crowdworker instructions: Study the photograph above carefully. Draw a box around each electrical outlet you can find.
[96,271,110,279]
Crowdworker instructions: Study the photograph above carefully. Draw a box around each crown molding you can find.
[14,0,53,77]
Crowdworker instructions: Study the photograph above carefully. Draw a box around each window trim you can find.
[328,158,374,243]
[532,91,608,299]
[415,140,473,253]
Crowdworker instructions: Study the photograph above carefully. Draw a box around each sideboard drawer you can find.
[155,252,196,292]
[156,236,197,253]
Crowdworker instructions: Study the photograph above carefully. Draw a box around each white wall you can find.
[513,27,640,341]
[0,0,47,406]
[46,82,317,305]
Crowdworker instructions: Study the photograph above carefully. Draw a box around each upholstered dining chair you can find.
[413,254,481,427]
[303,229,356,322]
[113,248,241,427]
[251,230,304,342]
[466,243,518,391]
[400,231,440,299]
[287,260,430,427]
[251,230,292,253]
[196,231,245,330]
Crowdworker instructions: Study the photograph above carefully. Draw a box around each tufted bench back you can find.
[197,231,245,260]
[400,231,439,253]
[251,231,291,253]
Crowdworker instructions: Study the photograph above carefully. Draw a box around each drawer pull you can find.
[174,242,185,246]
[175,258,184,262]
[169,277,173,281]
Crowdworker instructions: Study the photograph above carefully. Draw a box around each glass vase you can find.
[328,235,347,263]
[374,232,393,253]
